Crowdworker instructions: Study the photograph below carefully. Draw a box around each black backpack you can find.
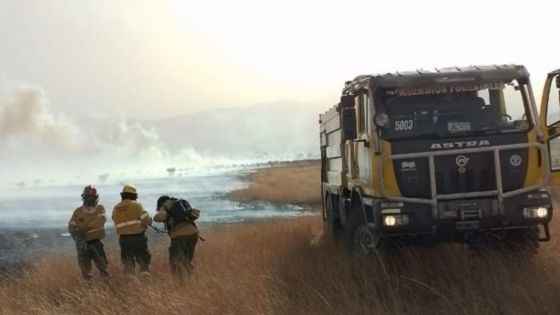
[167,198,197,229]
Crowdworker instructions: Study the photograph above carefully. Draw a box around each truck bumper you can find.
[376,190,553,242]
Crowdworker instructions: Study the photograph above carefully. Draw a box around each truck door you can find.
[540,69,560,185]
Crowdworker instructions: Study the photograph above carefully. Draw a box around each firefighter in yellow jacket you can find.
[154,195,201,279]
[68,185,109,280]
[112,184,152,277]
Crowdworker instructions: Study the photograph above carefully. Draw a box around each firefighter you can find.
[154,195,201,279]
[112,184,152,277]
[68,185,109,281]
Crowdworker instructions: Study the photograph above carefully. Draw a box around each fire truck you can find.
[319,65,560,253]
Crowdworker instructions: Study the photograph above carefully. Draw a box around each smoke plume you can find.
[0,75,321,190]
[0,76,182,188]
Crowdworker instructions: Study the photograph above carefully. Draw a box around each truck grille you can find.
[391,141,529,198]
[435,168,496,194]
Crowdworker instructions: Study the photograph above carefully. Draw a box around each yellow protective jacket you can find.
[68,205,106,241]
[112,200,152,235]
[154,199,199,239]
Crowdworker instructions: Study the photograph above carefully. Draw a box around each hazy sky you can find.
[0,0,558,120]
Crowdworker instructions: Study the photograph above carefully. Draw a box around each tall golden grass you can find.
[228,162,321,204]
[2,163,560,314]
[1,216,560,315]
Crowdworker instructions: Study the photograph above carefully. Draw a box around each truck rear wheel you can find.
[324,195,342,239]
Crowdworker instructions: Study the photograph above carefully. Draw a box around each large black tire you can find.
[344,204,382,255]
[324,195,343,240]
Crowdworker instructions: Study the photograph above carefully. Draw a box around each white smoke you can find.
[0,78,78,150]
[0,75,206,189]
[0,75,321,190]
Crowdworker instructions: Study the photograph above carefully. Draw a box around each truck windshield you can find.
[377,80,531,140]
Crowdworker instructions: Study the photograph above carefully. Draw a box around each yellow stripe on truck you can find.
[374,139,401,197]
[524,129,546,187]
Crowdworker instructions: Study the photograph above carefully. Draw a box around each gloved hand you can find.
[71,222,86,240]
[72,223,87,250]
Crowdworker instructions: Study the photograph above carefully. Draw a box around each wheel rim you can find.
[353,225,378,255]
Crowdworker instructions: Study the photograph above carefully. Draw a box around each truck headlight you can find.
[383,214,410,227]
[536,207,548,218]
[523,207,549,219]
[384,216,397,226]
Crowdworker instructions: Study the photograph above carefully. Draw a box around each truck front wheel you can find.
[345,209,382,255]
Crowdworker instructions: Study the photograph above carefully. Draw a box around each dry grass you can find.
[1,216,560,315]
[229,161,321,205]
[3,163,560,314]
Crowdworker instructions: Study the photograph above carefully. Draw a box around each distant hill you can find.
[146,100,327,160]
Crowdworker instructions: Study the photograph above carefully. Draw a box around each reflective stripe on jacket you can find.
[112,200,152,235]
[68,205,106,241]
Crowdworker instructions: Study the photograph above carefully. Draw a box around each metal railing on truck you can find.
[378,142,550,220]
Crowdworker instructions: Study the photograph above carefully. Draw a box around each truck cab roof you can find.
[344,64,530,93]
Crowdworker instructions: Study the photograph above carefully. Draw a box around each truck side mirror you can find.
[341,107,357,140]
[340,95,355,108]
